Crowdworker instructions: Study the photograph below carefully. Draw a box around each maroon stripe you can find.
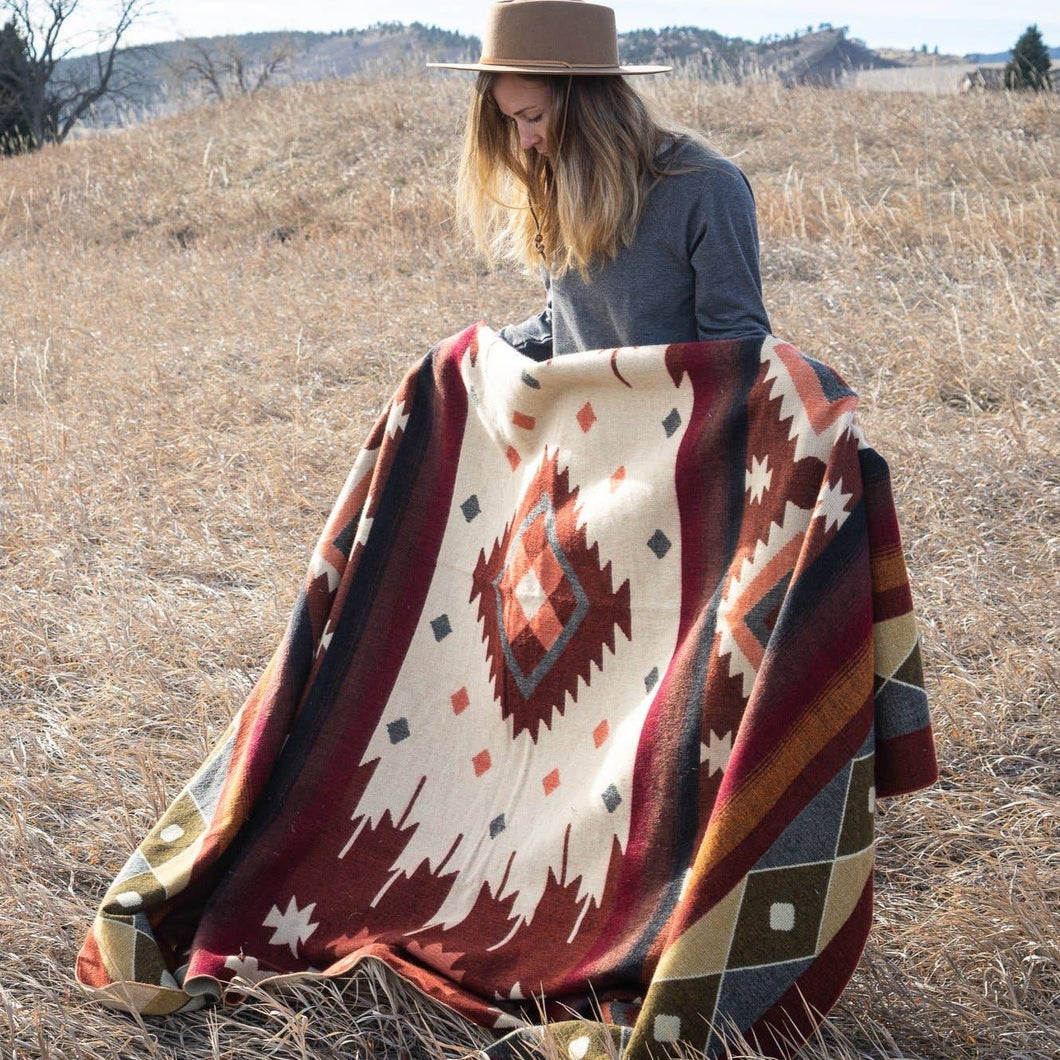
[574,340,750,974]
[872,582,915,621]
[876,726,939,797]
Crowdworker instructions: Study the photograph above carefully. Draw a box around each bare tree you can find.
[0,0,149,148]
[173,36,291,102]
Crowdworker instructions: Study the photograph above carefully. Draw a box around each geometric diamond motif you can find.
[471,449,632,741]
[754,761,850,872]
[493,492,589,685]
[873,666,929,741]
[743,573,790,649]
[805,355,856,400]
[716,501,808,698]
[461,495,482,522]
[647,530,671,559]
[837,755,875,858]
[450,687,470,715]
[386,718,410,744]
[726,861,832,969]
[662,408,682,438]
[707,957,814,1057]
[642,976,721,1052]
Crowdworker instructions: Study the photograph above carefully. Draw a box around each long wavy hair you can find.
[457,73,713,279]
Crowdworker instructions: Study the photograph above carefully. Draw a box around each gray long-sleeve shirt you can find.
[498,138,770,360]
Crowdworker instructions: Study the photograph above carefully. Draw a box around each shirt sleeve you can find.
[688,164,772,340]
[498,274,554,361]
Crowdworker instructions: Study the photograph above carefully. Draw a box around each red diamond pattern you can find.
[513,411,536,431]
[593,720,610,748]
[451,687,470,715]
[609,466,626,492]
[470,450,633,741]
[473,750,492,777]
[542,768,561,796]
[577,402,597,433]
[506,446,521,471]
[495,513,579,668]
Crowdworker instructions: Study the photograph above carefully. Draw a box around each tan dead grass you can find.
[1,73,1057,1059]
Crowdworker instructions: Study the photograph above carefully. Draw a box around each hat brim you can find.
[426,61,671,75]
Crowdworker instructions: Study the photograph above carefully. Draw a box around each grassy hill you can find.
[65,24,908,128]
[1,69,1058,1060]
[61,22,480,124]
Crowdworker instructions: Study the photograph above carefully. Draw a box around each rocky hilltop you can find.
[620,27,902,84]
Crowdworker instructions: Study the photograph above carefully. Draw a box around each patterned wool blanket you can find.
[77,325,937,1059]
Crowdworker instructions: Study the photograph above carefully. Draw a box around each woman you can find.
[430,0,772,359]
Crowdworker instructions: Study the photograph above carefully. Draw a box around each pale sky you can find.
[60,1,1060,59]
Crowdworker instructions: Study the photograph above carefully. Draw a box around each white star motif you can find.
[263,896,319,957]
[224,953,267,983]
[385,399,410,439]
[310,554,341,592]
[316,620,335,659]
[814,478,853,533]
[701,730,733,776]
[354,514,374,549]
[745,455,773,503]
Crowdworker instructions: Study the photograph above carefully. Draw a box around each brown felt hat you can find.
[427,0,671,76]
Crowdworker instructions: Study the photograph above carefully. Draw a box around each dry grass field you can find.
[1,71,1058,1059]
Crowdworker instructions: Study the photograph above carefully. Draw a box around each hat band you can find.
[479,57,621,70]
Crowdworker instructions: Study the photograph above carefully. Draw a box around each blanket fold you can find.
[77,325,936,1058]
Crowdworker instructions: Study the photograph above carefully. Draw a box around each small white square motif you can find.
[769,901,796,931]
[653,1015,681,1042]
[568,1036,591,1060]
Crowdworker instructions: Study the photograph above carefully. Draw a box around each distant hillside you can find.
[966,45,1060,63]
[618,26,899,84]
[63,22,479,125]
[66,23,906,128]
[752,28,902,85]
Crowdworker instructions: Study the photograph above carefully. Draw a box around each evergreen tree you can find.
[1005,24,1052,90]
[0,19,31,153]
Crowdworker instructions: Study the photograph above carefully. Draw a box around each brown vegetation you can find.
[1,72,1057,1059]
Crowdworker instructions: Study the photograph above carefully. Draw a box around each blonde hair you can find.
[457,74,713,279]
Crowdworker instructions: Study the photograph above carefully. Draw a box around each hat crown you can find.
[425,0,670,76]
[483,0,620,70]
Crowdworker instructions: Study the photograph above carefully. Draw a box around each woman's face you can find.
[491,74,552,156]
